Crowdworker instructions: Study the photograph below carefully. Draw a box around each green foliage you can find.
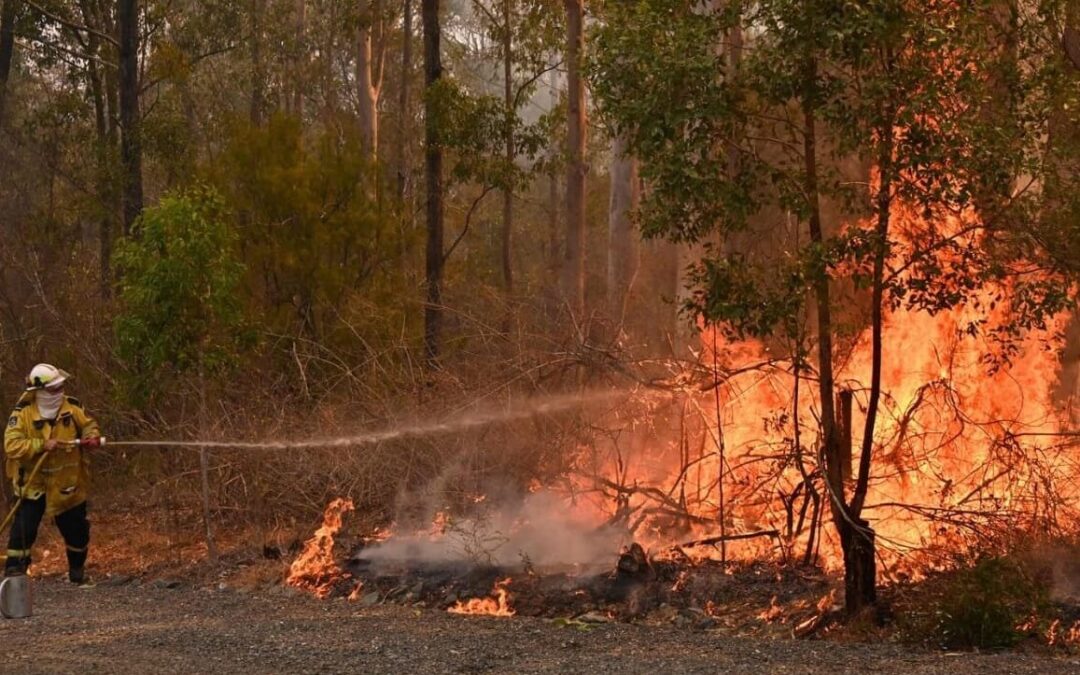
[114,186,250,404]
[429,79,515,189]
[590,0,1080,353]
[687,247,807,340]
[590,0,755,244]
[432,0,563,205]
[214,115,407,339]
[429,77,557,192]
[933,557,1047,650]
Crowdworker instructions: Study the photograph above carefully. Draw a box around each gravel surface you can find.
[2,578,1078,674]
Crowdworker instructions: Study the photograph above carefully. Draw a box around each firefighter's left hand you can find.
[80,437,102,449]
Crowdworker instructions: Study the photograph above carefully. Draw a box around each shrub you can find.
[114,185,250,407]
[935,556,1047,650]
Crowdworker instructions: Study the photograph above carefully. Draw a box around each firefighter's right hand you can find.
[42,439,60,452]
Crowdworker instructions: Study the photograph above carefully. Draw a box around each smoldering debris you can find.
[350,492,629,574]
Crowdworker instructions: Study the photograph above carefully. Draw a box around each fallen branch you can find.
[793,612,831,639]
[673,529,781,549]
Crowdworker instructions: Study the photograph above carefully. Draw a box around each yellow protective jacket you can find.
[5,392,100,516]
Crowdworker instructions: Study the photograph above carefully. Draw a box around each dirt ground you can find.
[4,508,1080,673]
[0,577,1077,674]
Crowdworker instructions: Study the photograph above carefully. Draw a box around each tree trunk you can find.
[198,395,217,561]
[976,0,1019,219]
[250,0,266,126]
[103,0,119,150]
[802,72,838,511]
[674,242,703,351]
[803,52,875,615]
[118,0,143,236]
[357,5,380,161]
[838,516,876,614]
[843,95,897,617]
[548,165,559,271]
[83,0,119,291]
[197,446,217,562]
[0,0,18,126]
[851,106,895,519]
[1066,22,1080,70]
[500,0,514,292]
[292,0,305,118]
[562,0,586,319]
[643,238,680,354]
[422,0,443,363]
[321,4,338,120]
[606,135,638,323]
[837,388,853,482]
[724,2,742,197]
[545,66,560,282]
[79,0,113,295]
[396,0,412,202]
[197,370,218,564]
[1046,4,1080,222]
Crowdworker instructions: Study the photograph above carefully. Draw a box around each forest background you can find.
[2,0,1080,617]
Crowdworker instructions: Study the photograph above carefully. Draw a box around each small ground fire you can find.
[447,578,515,617]
[286,497,355,598]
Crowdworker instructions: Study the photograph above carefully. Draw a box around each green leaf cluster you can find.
[114,186,250,404]
[428,77,557,192]
[591,0,1080,350]
[214,114,406,339]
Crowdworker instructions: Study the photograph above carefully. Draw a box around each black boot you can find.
[69,567,87,585]
[4,558,30,577]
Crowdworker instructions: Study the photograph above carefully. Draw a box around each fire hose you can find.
[0,439,105,555]
[0,390,623,553]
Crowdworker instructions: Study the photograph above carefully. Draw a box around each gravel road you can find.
[2,578,1078,674]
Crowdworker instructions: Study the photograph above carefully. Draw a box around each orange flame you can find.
[564,199,1078,576]
[347,581,364,602]
[286,497,355,598]
[447,578,515,617]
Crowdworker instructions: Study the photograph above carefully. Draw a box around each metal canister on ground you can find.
[0,573,32,619]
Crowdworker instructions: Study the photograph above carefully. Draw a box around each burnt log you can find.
[616,542,654,582]
[607,542,658,612]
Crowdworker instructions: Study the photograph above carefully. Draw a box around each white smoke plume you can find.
[354,491,628,573]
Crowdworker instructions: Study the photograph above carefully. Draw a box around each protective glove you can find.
[78,437,103,449]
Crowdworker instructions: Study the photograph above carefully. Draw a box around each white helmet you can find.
[25,363,70,391]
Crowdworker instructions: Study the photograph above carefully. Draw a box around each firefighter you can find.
[4,364,102,583]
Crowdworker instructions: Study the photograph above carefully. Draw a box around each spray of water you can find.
[105,389,627,450]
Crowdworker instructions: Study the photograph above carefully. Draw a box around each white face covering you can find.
[37,390,64,419]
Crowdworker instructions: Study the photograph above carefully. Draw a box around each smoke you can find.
[1049,548,1080,603]
[354,491,629,573]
